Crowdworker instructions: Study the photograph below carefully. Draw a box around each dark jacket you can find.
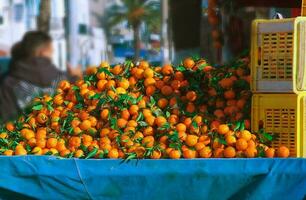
[0,57,72,122]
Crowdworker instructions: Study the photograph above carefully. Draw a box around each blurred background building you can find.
[0,0,302,75]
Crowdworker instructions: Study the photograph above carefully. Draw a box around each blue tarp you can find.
[0,156,305,200]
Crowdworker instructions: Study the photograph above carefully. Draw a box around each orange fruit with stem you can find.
[155,80,165,89]
[142,136,154,148]
[225,135,236,146]
[224,146,236,158]
[277,146,290,158]
[240,130,252,141]
[36,113,48,124]
[5,122,15,132]
[80,120,91,131]
[236,138,248,151]
[171,80,181,90]
[195,142,205,151]
[265,148,275,158]
[108,149,119,159]
[144,68,154,78]
[183,57,195,69]
[213,148,224,158]
[186,91,197,102]
[157,98,168,109]
[169,149,181,159]
[74,150,84,158]
[183,148,197,159]
[14,147,27,156]
[155,116,167,127]
[117,118,127,128]
[185,135,198,147]
[161,85,173,96]
[176,123,187,132]
[174,71,184,81]
[161,64,173,75]
[186,103,196,113]
[97,80,108,91]
[129,105,139,116]
[150,150,162,159]
[47,138,58,149]
[3,150,14,156]
[218,124,229,135]
[199,146,212,158]
[144,78,156,87]
[245,147,257,158]
[224,90,236,99]
[111,65,123,75]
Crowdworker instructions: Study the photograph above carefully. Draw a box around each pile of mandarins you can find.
[0,56,290,159]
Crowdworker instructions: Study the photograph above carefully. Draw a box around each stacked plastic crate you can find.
[250,17,306,157]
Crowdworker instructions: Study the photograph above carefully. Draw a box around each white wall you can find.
[0,0,27,54]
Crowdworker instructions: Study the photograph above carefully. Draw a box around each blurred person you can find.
[0,31,82,122]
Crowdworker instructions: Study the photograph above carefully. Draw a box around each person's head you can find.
[11,31,53,61]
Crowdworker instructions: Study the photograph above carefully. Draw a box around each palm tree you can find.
[107,0,160,61]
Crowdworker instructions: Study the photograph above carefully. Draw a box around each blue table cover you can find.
[0,156,305,200]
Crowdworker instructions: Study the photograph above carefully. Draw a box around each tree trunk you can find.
[37,0,51,32]
[133,24,141,61]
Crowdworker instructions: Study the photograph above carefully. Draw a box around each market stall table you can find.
[0,156,305,200]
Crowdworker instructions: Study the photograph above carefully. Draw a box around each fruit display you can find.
[0,56,289,159]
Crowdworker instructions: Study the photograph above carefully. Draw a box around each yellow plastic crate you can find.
[251,93,306,157]
[251,17,306,93]
[302,0,306,16]
[293,17,306,92]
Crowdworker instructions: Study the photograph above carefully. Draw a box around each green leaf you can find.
[0,138,8,145]
[98,67,112,76]
[158,122,170,131]
[257,146,266,157]
[85,147,98,159]
[198,63,208,70]
[234,122,241,131]
[109,86,116,93]
[80,144,88,152]
[176,65,186,72]
[68,127,74,135]
[25,144,31,152]
[110,117,117,129]
[263,133,273,141]
[75,91,84,104]
[138,121,148,127]
[149,96,156,106]
[239,122,245,131]
[90,93,101,100]
[85,80,91,86]
[136,112,144,122]
[44,151,53,156]
[75,103,83,110]
[136,95,143,103]
[47,103,54,111]
[152,109,163,117]
[192,121,199,128]
[165,111,171,118]
[97,97,108,108]
[66,152,74,158]
[32,104,43,111]
[72,86,79,91]
[218,138,227,145]
[124,153,137,162]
